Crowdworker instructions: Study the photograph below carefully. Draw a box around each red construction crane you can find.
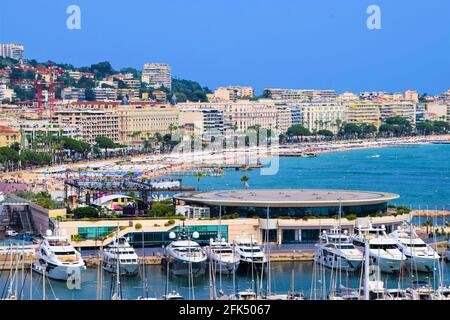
[11,61,64,120]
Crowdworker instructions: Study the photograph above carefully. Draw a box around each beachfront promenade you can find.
[1,135,450,193]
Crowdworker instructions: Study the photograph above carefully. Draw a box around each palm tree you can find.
[240,175,249,190]
[194,172,207,191]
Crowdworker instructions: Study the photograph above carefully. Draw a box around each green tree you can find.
[194,172,207,191]
[339,123,362,139]
[240,175,249,190]
[383,116,412,137]
[62,137,91,154]
[90,61,115,79]
[286,125,311,140]
[72,206,99,219]
[171,78,211,102]
[317,129,334,139]
[95,136,118,155]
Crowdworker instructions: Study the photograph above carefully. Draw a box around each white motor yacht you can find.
[352,224,406,273]
[163,226,207,277]
[101,236,139,276]
[315,228,363,272]
[33,230,85,281]
[389,224,440,272]
[233,237,267,266]
[206,238,240,274]
[406,281,440,300]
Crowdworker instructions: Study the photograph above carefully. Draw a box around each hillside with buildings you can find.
[0,42,449,171]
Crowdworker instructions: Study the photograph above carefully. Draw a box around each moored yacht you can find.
[206,238,240,274]
[389,224,440,272]
[360,280,391,300]
[233,237,267,266]
[352,224,406,273]
[232,288,257,300]
[315,228,364,272]
[101,236,139,276]
[33,230,85,281]
[163,226,207,277]
[406,281,440,300]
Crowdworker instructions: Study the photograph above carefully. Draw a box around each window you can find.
[370,244,398,250]
[54,251,76,255]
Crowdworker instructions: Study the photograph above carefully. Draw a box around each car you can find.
[5,229,18,237]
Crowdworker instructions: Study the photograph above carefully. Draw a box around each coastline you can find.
[1,134,449,193]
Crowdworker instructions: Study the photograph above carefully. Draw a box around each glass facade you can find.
[78,226,116,240]
[127,225,228,247]
[208,203,387,218]
[260,229,278,243]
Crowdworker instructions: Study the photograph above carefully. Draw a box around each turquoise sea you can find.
[1,144,450,300]
[171,144,450,210]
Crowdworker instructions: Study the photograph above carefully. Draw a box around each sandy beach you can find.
[1,134,449,194]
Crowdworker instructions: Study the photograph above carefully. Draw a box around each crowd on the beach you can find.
[0,135,449,196]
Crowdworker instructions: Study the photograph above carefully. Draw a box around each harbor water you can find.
[1,261,449,300]
[171,144,450,211]
[1,144,450,300]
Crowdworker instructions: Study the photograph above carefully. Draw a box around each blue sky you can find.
[0,0,449,94]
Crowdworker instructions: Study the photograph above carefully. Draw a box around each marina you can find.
[0,145,450,300]
[1,260,449,300]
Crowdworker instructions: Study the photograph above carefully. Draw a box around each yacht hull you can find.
[405,256,439,273]
[102,261,139,276]
[32,261,85,281]
[315,253,362,272]
[163,257,207,277]
[372,256,404,273]
[210,259,240,274]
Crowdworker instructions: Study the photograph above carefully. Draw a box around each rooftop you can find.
[174,189,399,208]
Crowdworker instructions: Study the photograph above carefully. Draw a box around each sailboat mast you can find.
[363,238,370,300]
[266,206,271,297]
[42,267,46,300]
[115,225,121,299]
[30,253,33,300]
[218,205,222,291]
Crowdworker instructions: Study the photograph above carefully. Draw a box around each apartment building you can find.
[438,89,450,104]
[0,84,15,101]
[344,101,382,128]
[117,88,140,101]
[297,102,344,133]
[403,90,419,103]
[179,107,224,141]
[8,120,82,147]
[0,44,24,60]
[263,88,337,101]
[66,71,94,80]
[337,92,359,102]
[359,92,386,100]
[114,104,179,145]
[275,106,294,134]
[0,124,21,147]
[62,87,85,101]
[379,102,416,124]
[141,63,172,90]
[52,110,119,144]
[426,103,448,121]
[122,79,141,89]
[178,101,278,134]
[214,86,254,101]
[93,87,117,101]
